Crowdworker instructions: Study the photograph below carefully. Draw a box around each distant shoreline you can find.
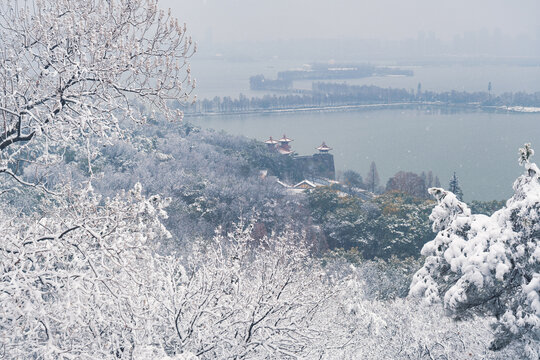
[183,102,540,118]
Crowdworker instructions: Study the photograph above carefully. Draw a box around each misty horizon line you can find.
[201,30,540,45]
[192,32,540,62]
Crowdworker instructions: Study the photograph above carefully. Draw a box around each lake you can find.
[189,107,540,201]
[188,59,540,201]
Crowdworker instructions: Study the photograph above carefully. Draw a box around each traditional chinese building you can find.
[294,142,335,180]
[293,180,318,190]
[264,136,278,149]
[264,135,335,181]
[316,142,332,153]
[276,134,293,155]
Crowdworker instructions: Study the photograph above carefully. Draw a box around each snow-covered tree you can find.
[0,184,173,357]
[153,223,516,359]
[0,0,195,192]
[386,171,427,198]
[410,144,540,354]
[156,224,346,358]
[343,169,365,188]
[0,0,198,356]
[365,161,380,193]
[448,172,463,201]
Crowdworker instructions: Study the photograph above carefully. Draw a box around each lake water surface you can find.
[190,108,540,201]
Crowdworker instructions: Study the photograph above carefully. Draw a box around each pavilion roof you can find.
[316,142,332,151]
[264,136,278,144]
[278,134,293,143]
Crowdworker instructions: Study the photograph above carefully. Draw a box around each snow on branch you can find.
[0,0,196,192]
[0,183,172,357]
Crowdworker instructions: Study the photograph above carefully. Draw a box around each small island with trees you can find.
[185,77,540,116]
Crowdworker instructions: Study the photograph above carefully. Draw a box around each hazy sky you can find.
[164,0,540,43]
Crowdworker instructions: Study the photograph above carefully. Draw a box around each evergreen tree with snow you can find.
[448,172,463,201]
[410,144,540,355]
[366,161,380,194]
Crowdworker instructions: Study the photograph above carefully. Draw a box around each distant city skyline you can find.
[166,0,539,44]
